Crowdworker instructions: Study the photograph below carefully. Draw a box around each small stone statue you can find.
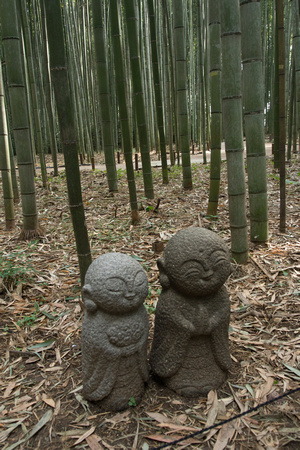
[150,227,232,396]
[81,252,149,411]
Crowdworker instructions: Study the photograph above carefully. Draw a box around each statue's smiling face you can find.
[163,228,231,297]
[102,269,148,310]
[83,253,148,314]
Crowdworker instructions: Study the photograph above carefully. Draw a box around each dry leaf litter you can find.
[0,152,299,449]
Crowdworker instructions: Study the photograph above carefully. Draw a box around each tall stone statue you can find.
[81,252,149,411]
[150,227,232,396]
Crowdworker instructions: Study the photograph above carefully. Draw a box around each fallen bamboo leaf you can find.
[27,339,56,351]
[5,409,53,450]
[42,394,55,408]
[43,366,63,372]
[157,423,198,432]
[72,426,96,446]
[9,401,36,413]
[145,412,169,424]
[105,410,130,425]
[0,419,26,443]
[279,427,300,434]
[205,390,219,428]
[3,382,16,399]
[86,434,104,450]
[145,434,202,445]
[282,363,300,378]
[255,377,274,403]
[213,422,235,450]
[132,421,139,450]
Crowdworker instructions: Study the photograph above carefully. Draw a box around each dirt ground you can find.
[0,151,300,449]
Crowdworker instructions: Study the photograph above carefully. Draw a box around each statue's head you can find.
[158,227,231,297]
[82,253,148,314]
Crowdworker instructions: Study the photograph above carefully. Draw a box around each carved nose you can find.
[125,279,135,299]
[203,269,214,280]
[126,278,134,291]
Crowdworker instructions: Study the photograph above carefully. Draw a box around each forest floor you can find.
[0,151,300,449]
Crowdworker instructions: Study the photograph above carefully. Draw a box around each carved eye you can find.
[105,277,125,293]
[134,271,146,287]
[182,261,205,277]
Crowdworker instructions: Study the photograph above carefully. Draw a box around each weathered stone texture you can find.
[81,252,149,410]
[150,227,232,396]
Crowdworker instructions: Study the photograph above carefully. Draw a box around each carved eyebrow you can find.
[106,276,125,283]
[181,260,204,267]
[210,248,227,256]
[134,270,144,277]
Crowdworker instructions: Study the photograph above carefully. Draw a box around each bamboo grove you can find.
[0,0,298,282]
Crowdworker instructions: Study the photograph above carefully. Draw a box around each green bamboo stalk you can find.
[240,0,268,243]
[0,60,15,230]
[91,0,118,192]
[40,0,59,175]
[9,135,19,203]
[0,0,41,238]
[173,0,193,189]
[207,0,222,216]
[277,0,286,232]
[221,0,248,263]
[287,54,295,160]
[18,0,47,188]
[273,0,280,169]
[199,0,207,164]
[148,0,168,184]
[141,1,156,154]
[292,0,300,151]
[123,0,154,199]
[69,0,94,161]
[162,0,175,165]
[43,0,92,284]
[110,0,140,223]
[0,46,19,202]
[63,1,87,161]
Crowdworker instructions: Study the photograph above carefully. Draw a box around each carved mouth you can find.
[125,294,136,301]
[202,274,213,280]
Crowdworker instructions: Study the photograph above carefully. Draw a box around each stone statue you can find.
[150,227,232,396]
[81,252,149,411]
